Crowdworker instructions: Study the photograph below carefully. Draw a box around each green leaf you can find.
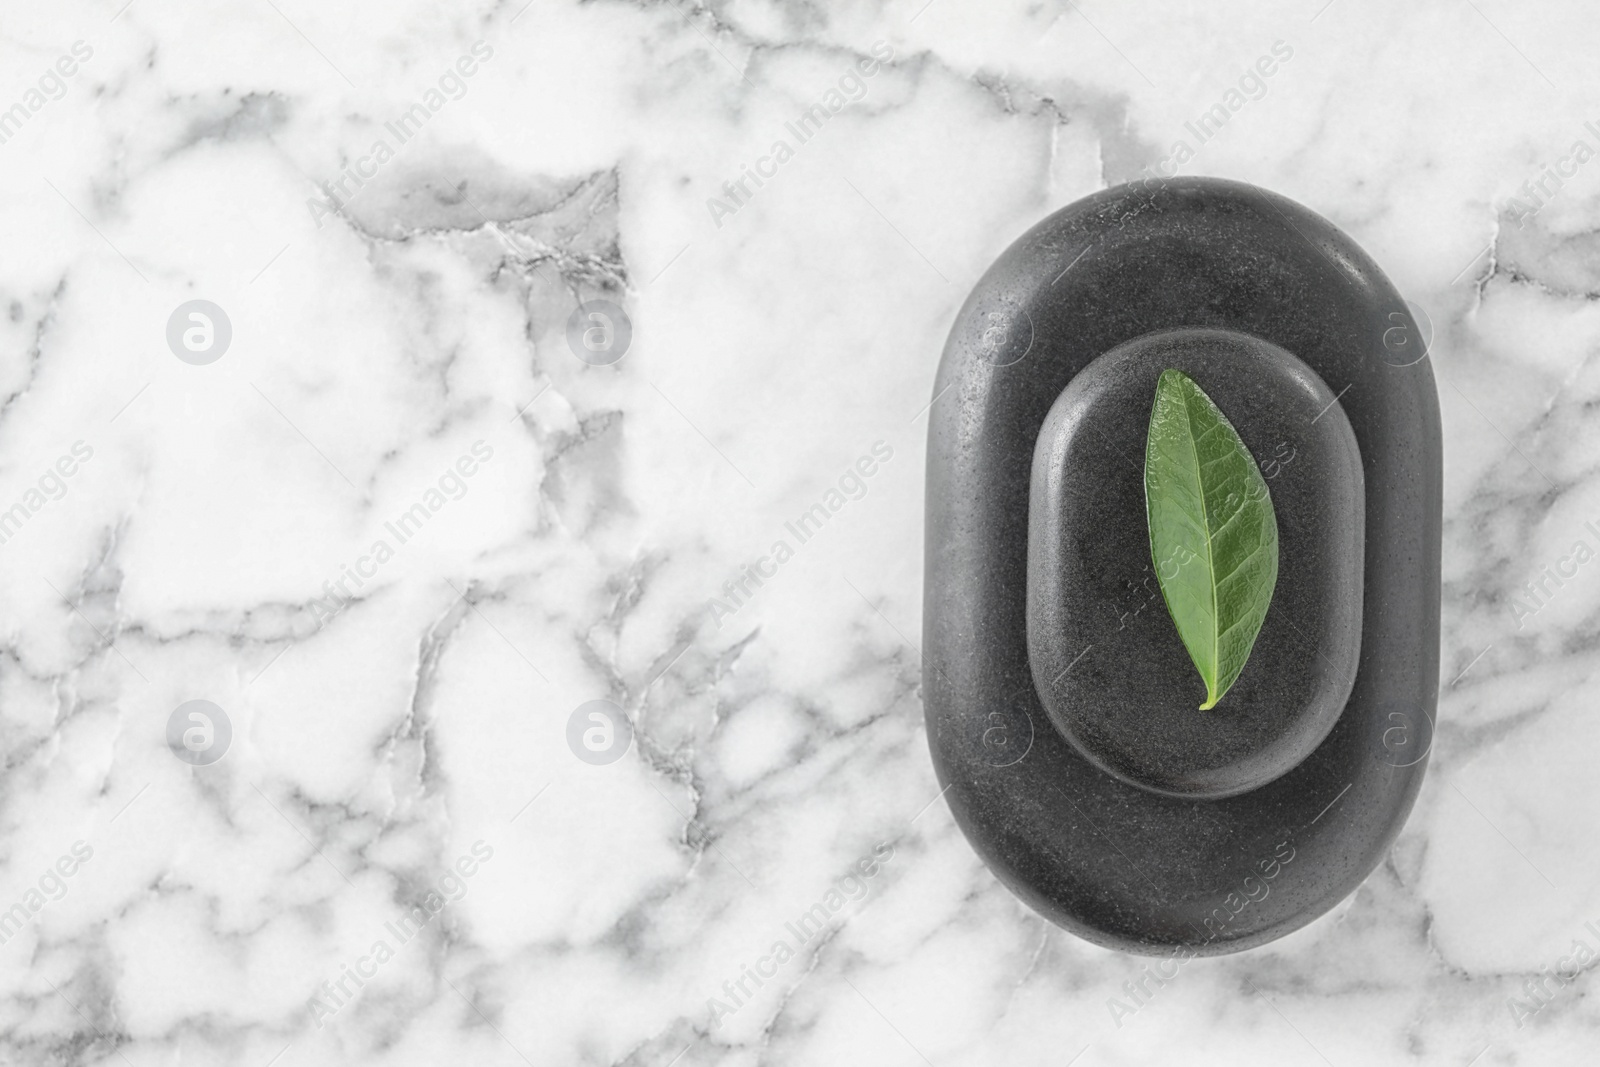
[1144,369,1279,710]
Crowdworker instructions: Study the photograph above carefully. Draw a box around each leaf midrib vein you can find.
[1178,382,1219,699]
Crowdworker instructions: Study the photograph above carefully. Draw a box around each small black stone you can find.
[1027,328,1364,799]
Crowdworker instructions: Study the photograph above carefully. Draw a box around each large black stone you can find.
[923,177,1440,954]
[1027,328,1364,799]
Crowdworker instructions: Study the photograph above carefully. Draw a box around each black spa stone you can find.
[1026,328,1364,800]
[923,177,1441,955]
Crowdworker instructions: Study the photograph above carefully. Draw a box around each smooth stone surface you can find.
[924,176,1441,954]
[1028,328,1364,799]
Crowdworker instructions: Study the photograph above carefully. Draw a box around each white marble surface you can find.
[0,0,1594,1063]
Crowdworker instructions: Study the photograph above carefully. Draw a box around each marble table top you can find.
[0,0,1591,1064]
